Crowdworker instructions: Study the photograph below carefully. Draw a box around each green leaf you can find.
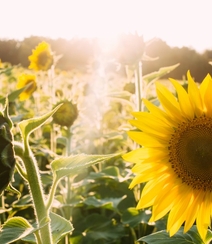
[72,213,125,242]
[0,86,31,105]
[83,195,126,211]
[6,183,21,199]
[122,207,151,227]
[19,104,62,141]
[50,212,74,244]
[0,67,13,75]
[139,226,206,244]
[0,217,35,244]
[143,63,180,83]
[51,153,120,183]
[22,212,74,243]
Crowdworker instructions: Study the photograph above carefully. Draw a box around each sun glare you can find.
[1,0,212,52]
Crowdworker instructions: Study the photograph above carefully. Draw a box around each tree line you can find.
[0,35,212,82]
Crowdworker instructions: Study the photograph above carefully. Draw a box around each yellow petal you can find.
[199,74,212,98]
[137,175,169,209]
[129,165,168,188]
[123,147,166,164]
[127,131,166,147]
[187,70,203,117]
[183,191,202,233]
[143,99,177,127]
[169,78,194,119]
[167,187,193,236]
[196,192,212,241]
[151,183,179,221]
[129,119,172,138]
[156,83,183,121]
[203,78,212,116]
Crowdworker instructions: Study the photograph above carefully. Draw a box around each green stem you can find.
[134,61,143,112]
[46,179,58,211]
[14,142,53,244]
[65,127,72,244]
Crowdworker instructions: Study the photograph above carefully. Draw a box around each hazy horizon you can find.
[1,0,212,53]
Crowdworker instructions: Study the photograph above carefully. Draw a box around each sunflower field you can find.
[0,36,212,244]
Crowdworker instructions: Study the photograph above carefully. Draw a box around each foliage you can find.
[0,38,210,244]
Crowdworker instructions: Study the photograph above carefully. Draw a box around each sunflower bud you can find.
[0,110,15,194]
[52,101,78,127]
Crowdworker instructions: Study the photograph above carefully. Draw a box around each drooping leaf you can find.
[19,104,62,141]
[143,63,180,83]
[139,226,207,244]
[51,153,121,183]
[0,217,35,244]
[50,212,74,244]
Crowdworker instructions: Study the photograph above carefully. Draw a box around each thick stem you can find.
[14,143,53,244]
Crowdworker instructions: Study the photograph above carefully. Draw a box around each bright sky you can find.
[1,0,212,52]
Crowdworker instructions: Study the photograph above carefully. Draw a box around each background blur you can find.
[1,0,212,81]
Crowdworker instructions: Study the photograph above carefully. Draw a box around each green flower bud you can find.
[0,111,15,194]
[52,101,78,127]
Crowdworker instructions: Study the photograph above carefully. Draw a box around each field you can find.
[0,41,208,244]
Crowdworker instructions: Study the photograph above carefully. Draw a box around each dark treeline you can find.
[0,36,212,82]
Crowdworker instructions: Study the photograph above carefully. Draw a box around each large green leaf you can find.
[71,213,125,242]
[50,212,74,243]
[139,226,209,244]
[51,153,120,183]
[19,104,62,141]
[142,63,180,83]
[0,217,35,244]
[22,212,74,243]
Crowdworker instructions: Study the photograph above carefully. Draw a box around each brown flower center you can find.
[169,116,212,191]
[38,51,53,69]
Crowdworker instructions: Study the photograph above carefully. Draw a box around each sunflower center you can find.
[169,116,212,191]
[38,51,52,67]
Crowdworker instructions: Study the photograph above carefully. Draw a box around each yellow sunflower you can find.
[28,41,53,71]
[17,74,37,101]
[123,71,212,241]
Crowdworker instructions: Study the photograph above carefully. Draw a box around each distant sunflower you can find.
[28,41,53,71]
[123,71,212,241]
[17,74,37,100]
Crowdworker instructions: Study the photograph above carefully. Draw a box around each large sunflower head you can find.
[17,74,37,101]
[28,41,53,71]
[123,71,212,241]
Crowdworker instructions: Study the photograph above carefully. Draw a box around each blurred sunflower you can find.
[28,41,53,71]
[52,100,78,127]
[17,74,37,101]
[123,71,212,241]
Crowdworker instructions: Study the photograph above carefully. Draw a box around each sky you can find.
[1,0,212,53]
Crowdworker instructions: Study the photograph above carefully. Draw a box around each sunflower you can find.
[123,71,212,241]
[28,41,53,71]
[17,74,37,101]
[52,100,78,127]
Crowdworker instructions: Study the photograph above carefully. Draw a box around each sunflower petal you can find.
[187,70,203,117]
[156,83,183,121]
[127,131,165,147]
[169,78,194,119]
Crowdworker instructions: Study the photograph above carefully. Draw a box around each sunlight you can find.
[2,0,212,52]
